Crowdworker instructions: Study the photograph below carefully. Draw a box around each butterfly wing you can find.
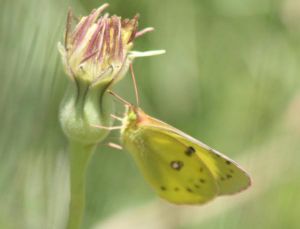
[122,126,219,205]
[143,117,252,195]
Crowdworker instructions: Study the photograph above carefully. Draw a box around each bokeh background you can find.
[1,0,300,228]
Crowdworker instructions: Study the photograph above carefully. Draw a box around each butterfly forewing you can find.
[122,126,218,205]
[121,108,251,204]
[142,116,251,195]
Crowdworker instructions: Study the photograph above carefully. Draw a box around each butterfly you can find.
[117,103,251,205]
[103,89,251,205]
[98,66,251,205]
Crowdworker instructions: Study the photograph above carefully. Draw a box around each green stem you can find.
[67,141,96,229]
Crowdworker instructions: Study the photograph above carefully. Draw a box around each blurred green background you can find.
[1,0,300,228]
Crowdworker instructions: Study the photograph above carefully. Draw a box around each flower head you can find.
[58,4,164,87]
[59,4,134,85]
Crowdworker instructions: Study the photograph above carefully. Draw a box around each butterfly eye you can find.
[128,111,137,121]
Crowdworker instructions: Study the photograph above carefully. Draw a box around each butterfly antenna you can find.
[130,63,140,106]
[108,90,131,106]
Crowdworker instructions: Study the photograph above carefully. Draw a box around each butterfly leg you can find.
[91,124,122,130]
[110,114,123,121]
[107,142,123,150]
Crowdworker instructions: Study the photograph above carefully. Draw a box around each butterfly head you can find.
[121,105,148,133]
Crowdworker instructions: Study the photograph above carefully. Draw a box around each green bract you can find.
[59,77,114,144]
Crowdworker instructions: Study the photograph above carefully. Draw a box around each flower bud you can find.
[58,4,165,144]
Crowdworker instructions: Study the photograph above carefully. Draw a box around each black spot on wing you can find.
[194,184,200,189]
[185,146,195,156]
[226,160,231,165]
[199,178,206,184]
[186,188,193,193]
[226,174,232,179]
[160,186,166,191]
[170,161,184,170]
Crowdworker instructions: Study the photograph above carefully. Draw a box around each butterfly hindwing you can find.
[122,126,218,205]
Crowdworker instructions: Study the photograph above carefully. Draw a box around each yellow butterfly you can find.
[101,66,251,205]
[119,104,251,205]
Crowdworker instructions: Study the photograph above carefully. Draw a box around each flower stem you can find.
[67,140,96,229]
